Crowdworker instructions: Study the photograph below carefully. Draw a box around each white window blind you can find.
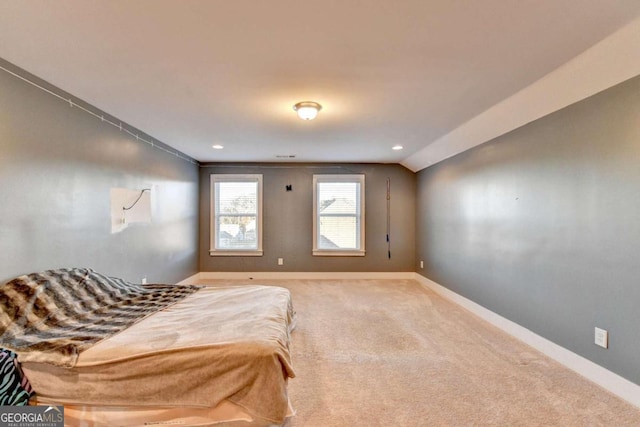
[210,175,263,256]
[313,174,365,256]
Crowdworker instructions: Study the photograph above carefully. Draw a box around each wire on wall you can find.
[0,64,198,166]
[123,189,151,211]
[386,177,391,259]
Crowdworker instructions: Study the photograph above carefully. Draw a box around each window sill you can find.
[312,249,366,257]
[209,250,263,257]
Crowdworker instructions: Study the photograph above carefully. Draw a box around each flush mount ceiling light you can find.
[293,101,322,120]
[392,145,404,150]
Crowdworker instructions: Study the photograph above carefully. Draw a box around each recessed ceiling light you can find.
[212,144,224,149]
[392,145,404,150]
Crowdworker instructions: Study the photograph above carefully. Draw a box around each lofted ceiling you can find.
[1,1,640,171]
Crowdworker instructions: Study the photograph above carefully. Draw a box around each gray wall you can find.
[416,75,640,385]
[0,59,199,284]
[200,163,415,272]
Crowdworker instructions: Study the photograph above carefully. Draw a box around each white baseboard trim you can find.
[175,273,201,286]
[198,271,416,280]
[414,273,640,409]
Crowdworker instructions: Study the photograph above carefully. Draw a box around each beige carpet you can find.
[200,279,640,427]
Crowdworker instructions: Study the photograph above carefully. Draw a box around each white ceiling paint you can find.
[402,16,640,171]
[1,1,639,170]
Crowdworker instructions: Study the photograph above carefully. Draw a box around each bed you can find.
[0,268,296,426]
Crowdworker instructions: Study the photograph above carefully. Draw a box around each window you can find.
[210,174,263,256]
[313,174,365,256]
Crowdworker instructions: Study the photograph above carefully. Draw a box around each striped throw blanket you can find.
[0,268,200,367]
[0,348,34,405]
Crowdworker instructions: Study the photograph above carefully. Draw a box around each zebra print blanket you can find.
[0,349,33,405]
[0,268,200,368]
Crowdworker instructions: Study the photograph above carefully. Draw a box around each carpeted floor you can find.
[201,278,640,427]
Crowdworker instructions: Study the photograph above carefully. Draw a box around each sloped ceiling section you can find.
[402,16,640,171]
[0,1,639,170]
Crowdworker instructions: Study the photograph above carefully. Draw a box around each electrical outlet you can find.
[595,327,608,349]
[141,277,147,285]
[278,258,284,266]
[420,260,424,269]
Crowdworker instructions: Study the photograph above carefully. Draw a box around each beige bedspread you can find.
[21,285,296,424]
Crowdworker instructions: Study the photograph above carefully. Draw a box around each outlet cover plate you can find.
[595,327,608,349]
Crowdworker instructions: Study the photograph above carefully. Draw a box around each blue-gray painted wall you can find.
[199,163,416,272]
[416,75,640,384]
[0,59,199,284]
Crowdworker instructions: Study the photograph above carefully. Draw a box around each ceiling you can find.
[1,1,640,171]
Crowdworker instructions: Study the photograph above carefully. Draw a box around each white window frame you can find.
[210,174,263,256]
[313,174,365,256]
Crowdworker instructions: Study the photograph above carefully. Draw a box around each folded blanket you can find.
[0,268,200,367]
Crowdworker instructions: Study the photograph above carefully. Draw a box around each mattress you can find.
[21,285,296,425]
[34,396,296,427]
